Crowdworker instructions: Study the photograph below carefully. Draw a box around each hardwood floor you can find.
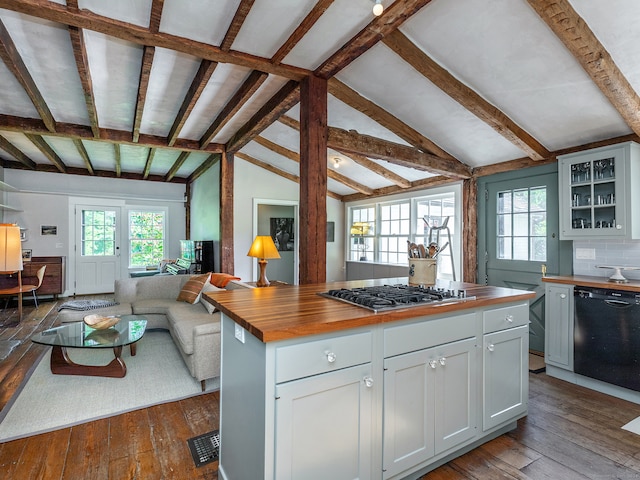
[2,297,640,479]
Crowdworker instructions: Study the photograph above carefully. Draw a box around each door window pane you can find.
[82,210,116,256]
[497,187,547,261]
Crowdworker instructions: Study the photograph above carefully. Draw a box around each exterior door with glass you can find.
[75,206,121,294]
[478,164,572,353]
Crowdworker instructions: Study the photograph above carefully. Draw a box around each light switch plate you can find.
[234,323,245,343]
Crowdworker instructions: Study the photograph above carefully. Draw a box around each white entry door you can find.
[75,205,121,294]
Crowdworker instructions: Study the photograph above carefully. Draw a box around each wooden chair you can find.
[1,265,47,309]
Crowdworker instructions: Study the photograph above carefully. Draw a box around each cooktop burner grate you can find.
[319,284,474,313]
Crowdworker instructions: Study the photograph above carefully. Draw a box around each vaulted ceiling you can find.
[0,0,639,202]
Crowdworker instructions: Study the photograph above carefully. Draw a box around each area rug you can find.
[57,299,118,311]
[0,330,218,443]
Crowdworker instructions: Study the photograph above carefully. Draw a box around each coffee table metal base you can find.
[50,344,136,378]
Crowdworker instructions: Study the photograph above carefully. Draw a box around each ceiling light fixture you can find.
[333,157,341,169]
[372,0,384,16]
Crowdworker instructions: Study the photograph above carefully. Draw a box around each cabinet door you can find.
[544,283,573,369]
[483,325,528,430]
[382,338,476,479]
[275,364,373,480]
[558,143,632,239]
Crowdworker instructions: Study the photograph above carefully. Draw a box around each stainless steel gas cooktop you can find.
[318,284,475,313]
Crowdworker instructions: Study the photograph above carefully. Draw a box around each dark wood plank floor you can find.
[2,297,640,479]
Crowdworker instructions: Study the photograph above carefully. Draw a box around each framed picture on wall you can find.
[41,225,57,236]
[22,249,32,262]
[270,218,294,251]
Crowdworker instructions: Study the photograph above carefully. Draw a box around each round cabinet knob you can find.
[560,293,566,299]
[487,344,495,352]
[325,351,337,363]
[616,224,622,230]
[439,357,446,366]
[429,360,438,369]
[363,376,374,388]
[506,314,514,323]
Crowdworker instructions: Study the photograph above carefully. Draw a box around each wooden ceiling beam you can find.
[527,0,640,137]
[315,0,434,78]
[199,70,268,149]
[279,115,471,179]
[327,168,373,195]
[66,0,99,138]
[0,19,56,133]
[25,134,66,173]
[335,150,412,189]
[142,147,155,179]
[220,0,255,52]
[188,153,220,183]
[342,175,456,202]
[226,80,300,153]
[114,143,121,177]
[165,151,190,181]
[0,134,36,169]
[383,30,550,161]
[0,114,224,154]
[148,0,164,33]
[132,46,155,143]
[235,152,343,201]
[328,79,456,160]
[271,0,335,64]
[72,138,94,175]
[0,0,309,81]
[168,59,218,147]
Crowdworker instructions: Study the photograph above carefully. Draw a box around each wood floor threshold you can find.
[1,297,640,479]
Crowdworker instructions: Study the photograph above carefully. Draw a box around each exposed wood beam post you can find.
[165,151,190,182]
[185,181,191,240]
[132,46,155,143]
[114,143,121,177]
[0,135,36,169]
[220,151,234,274]
[143,147,155,179]
[299,74,327,284]
[73,138,94,175]
[527,0,640,137]
[25,134,66,173]
[462,178,477,284]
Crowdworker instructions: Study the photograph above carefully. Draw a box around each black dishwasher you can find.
[574,286,640,392]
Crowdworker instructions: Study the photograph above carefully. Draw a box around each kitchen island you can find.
[205,278,535,480]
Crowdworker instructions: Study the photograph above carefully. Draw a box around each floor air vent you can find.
[187,429,220,468]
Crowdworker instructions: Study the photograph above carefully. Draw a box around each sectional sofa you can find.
[57,273,254,390]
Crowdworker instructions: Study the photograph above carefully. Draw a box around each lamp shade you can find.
[0,224,23,272]
[247,235,281,260]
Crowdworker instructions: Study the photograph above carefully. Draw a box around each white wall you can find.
[2,169,186,295]
[190,158,345,283]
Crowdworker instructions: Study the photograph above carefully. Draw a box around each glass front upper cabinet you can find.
[558,142,640,240]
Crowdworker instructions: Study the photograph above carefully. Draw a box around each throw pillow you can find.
[200,282,223,314]
[210,272,241,288]
[177,273,211,304]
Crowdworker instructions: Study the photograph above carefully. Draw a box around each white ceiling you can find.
[0,0,638,198]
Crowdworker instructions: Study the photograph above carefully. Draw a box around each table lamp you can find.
[247,235,280,287]
[0,224,24,320]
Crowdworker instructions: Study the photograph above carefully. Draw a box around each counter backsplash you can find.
[573,240,640,281]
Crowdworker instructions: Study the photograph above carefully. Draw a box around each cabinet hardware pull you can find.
[506,314,513,323]
[487,344,495,352]
[429,360,437,369]
[364,376,374,388]
[560,294,566,299]
[325,351,337,363]
[439,357,446,366]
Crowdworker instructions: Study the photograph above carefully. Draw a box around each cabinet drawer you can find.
[276,331,372,383]
[483,303,528,334]
[384,313,476,358]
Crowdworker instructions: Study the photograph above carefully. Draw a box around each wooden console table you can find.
[24,256,65,298]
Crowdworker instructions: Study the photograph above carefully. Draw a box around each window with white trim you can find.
[128,210,166,267]
[497,186,547,261]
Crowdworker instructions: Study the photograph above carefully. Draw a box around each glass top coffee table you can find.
[31,315,147,378]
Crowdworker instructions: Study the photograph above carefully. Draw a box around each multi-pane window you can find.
[349,206,375,261]
[347,187,460,280]
[82,210,116,256]
[378,201,410,264]
[497,186,546,261]
[129,210,165,267]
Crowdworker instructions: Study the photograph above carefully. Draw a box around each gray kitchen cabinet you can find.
[275,363,374,480]
[558,141,640,239]
[544,282,574,370]
[482,303,529,431]
[382,337,477,479]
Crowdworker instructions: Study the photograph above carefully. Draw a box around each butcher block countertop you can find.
[542,274,640,292]
[204,277,535,343]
